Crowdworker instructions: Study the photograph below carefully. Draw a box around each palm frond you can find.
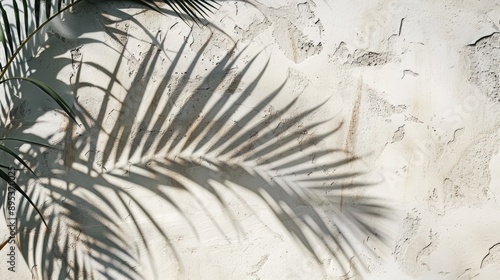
[0,0,83,213]
[1,77,79,123]
[0,0,218,224]
[0,168,48,227]
[0,1,391,278]
[0,137,54,148]
[5,17,392,277]
[132,0,219,23]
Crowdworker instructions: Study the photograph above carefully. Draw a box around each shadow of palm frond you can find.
[2,3,392,279]
[0,0,216,130]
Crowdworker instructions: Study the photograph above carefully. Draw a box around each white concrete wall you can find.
[1,0,500,279]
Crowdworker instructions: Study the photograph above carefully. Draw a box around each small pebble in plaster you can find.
[391,125,405,143]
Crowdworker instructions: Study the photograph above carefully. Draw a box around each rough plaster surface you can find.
[1,0,500,279]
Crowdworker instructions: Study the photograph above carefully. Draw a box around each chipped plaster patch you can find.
[467,32,500,102]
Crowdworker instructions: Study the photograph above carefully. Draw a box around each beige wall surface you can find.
[1,0,500,279]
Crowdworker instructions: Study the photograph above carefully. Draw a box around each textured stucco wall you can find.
[1,0,500,279]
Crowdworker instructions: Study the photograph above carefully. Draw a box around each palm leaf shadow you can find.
[0,0,219,166]
[2,3,392,279]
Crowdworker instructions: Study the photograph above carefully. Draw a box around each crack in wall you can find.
[480,242,500,269]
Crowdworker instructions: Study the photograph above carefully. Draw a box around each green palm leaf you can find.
[0,143,37,177]
[0,3,15,55]
[0,137,53,148]
[1,77,79,124]
[0,169,48,227]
